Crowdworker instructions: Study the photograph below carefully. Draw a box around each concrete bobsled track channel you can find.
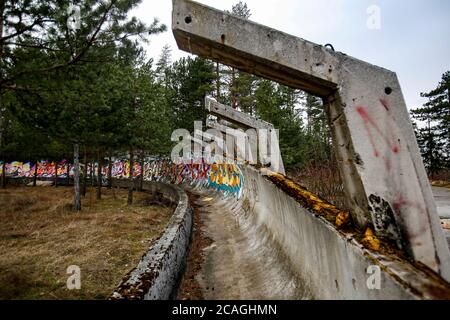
[18,164,448,299]
[179,166,450,300]
[185,186,306,299]
[106,164,450,300]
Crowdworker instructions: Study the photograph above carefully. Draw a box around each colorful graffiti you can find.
[0,160,74,178]
[0,158,245,199]
[110,160,142,179]
[208,163,244,198]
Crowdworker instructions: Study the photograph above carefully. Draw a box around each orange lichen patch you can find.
[361,228,381,251]
[266,171,351,227]
[335,211,350,228]
[263,169,407,257]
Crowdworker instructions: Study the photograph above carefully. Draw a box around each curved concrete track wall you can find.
[101,166,450,299]
[239,167,450,299]
[110,181,193,300]
[184,165,450,299]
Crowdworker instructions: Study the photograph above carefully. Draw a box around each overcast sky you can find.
[130,0,450,110]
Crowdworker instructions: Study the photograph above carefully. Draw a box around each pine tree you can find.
[168,57,214,132]
[156,45,172,82]
[411,71,450,177]
[303,93,331,163]
[224,1,256,111]
[0,0,166,92]
[0,0,166,205]
[254,80,307,168]
[412,119,445,178]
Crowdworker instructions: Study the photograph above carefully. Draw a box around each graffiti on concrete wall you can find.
[356,98,429,241]
[0,160,74,178]
[0,158,244,199]
[208,163,244,198]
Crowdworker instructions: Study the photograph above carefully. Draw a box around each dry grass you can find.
[430,169,450,183]
[0,186,173,300]
[289,163,450,209]
[431,180,450,188]
[288,160,349,211]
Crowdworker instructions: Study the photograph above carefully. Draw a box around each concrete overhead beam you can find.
[205,99,284,174]
[172,0,450,281]
[217,119,242,131]
[205,97,273,130]
[206,118,247,139]
[172,1,338,97]
[206,118,257,164]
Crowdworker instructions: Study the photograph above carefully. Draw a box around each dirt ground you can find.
[176,189,307,300]
[176,192,213,300]
[0,185,173,300]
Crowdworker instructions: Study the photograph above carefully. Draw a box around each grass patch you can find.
[288,160,348,211]
[0,185,173,300]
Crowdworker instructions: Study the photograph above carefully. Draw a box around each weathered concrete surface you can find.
[205,97,285,174]
[187,187,306,299]
[110,181,193,300]
[433,187,450,219]
[247,167,450,299]
[445,230,450,249]
[183,166,450,299]
[172,0,450,282]
[206,118,257,164]
[206,97,274,130]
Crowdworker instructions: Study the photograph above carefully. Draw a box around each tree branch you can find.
[0,18,54,43]
[0,1,117,89]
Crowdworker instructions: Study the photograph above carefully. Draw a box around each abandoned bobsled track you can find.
[108,165,450,300]
[180,185,305,300]
[110,0,450,300]
[171,0,450,282]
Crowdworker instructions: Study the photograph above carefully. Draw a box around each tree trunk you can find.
[0,1,4,58]
[127,148,134,205]
[66,161,70,186]
[0,5,4,189]
[216,62,220,102]
[90,160,94,186]
[108,155,113,189]
[1,161,6,188]
[231,67,236,108]
[33,160,38,186]
[73,144,81,211]
[82,148,88,197]
[0,1,4,180]
[139,151,145,191]
[54,162,58,187]
[96,151,102,200]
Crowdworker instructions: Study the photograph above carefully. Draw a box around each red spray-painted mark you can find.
[379,98,390,111]
[357,100,430,241]
[379,99,399,154]
[357,106,380,157]
[383,156,392,171]
[356,101,399,157]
